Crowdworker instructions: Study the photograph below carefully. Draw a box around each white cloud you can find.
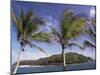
[90,7,95,18]
[43,15,59,32]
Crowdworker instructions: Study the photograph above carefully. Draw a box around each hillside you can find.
[14,52,93,66]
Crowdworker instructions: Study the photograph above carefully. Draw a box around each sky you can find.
[11,1,96,64]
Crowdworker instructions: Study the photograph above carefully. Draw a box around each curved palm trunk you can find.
[62,45,66,71]
[12,47,24,75]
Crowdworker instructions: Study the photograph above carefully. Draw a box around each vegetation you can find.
[12,5,95,74]
[50,10,86,70]
[12,8,52,74]
[83,18,96,49]
[14,52,93,66]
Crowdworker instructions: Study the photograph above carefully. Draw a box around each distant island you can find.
[14,52,93,66]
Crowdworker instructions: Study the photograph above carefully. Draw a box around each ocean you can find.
[13,61,96,74]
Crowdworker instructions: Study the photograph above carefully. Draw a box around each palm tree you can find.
[50,10,86,70]
[83,18,96,49]
[12,8,52,74]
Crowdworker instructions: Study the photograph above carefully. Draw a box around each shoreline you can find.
[17,61,96,68]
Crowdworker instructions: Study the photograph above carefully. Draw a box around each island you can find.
[13,52,94,66]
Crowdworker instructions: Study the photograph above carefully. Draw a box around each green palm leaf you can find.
[83,40,96,48]
[12,10,21,32]
[32,32,54,43]
[50,10,87,70]
[27,41,48,55]
[64,17,86,40]
[83,18,96,49]
[67,43,83,50]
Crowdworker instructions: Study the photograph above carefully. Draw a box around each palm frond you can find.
[66,17,86,40]
[13,8,45,41]
[67,43,83,50]
[60,10,86,41]
[86,27,96,42]
[19,8,25,22]
[24,16,45,37]
[27,41,48,55]
[85,18,96,45]
[32,16,45,25]
[61,10,74,39]
[32,32,54,43]
[83,40,96,49]
[91,18,96,28]
[50,26,62,43]
[12,10,21,32]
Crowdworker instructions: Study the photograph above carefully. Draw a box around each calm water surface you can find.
[12,61,96,74]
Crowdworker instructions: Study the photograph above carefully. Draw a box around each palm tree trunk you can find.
[62,45,66,71]
[12,48,24,75]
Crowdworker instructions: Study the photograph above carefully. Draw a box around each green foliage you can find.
[61,10,86,41]
[83,40,96,49]
[32,32,53,43]
[12,8,51,54]
[14,52,93,66]
[51,10,86,50]
[83,18,96,49]
[12,8,43,42]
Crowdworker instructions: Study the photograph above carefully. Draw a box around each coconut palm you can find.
[50,10,86,70]
[83,18,96,49]
[12,8,52,74]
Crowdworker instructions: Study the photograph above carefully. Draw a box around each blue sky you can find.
[12,1,96,64]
